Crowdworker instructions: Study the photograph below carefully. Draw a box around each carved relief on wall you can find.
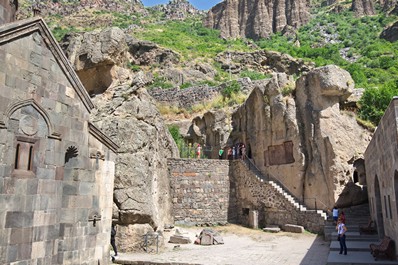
[264,141,295,166]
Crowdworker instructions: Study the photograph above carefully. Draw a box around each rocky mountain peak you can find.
[150,0,203,20]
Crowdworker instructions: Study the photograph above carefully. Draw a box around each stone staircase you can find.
[243,158,327,220]
[325,203,398,265]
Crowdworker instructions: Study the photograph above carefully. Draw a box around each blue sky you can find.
[141,0,223,10]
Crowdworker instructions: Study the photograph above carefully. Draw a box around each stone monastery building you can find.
[0,0,118,264]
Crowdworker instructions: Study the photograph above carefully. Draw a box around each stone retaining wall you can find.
[168,159,235,225]
[168,159,324,233]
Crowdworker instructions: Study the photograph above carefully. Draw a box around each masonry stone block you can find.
[5,211,34,228]
[10,228,33,244]
[31,241,45,259]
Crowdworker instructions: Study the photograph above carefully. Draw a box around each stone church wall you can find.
[0,19,117,265]
[364,97,398,255]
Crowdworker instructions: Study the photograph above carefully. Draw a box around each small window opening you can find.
[15,144,20,169]
[28,146,33,171]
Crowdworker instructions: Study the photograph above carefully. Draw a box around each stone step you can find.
[327,232,379,242]
[329,240,378,252]
[327,251,398,265]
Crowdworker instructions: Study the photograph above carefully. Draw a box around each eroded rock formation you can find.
[203,0,310,39]
[197,66,371,209]
[352,0,375,16]
[61,27,179,251]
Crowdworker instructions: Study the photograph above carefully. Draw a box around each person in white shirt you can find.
[336,217,348,255]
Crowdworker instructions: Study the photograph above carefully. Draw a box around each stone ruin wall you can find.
[167,159,324,233]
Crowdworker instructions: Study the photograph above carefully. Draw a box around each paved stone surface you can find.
[113,225,330,265]
[327,251,398,265]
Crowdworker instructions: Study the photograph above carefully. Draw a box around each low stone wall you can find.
[168,159,234,225]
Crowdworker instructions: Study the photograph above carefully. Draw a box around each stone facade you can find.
[0,0,17,25]
[364,97,398,255]
[168,159,233,225]
[168,159,325,233]
[0,18,117,264]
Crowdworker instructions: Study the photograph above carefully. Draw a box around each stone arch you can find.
[4,99,61,140]
[374,175,385,238]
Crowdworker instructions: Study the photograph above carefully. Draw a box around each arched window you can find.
[14,144,20,169]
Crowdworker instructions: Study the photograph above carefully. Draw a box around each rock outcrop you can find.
[380,21,398,42]
[150,0,203,20]
[60,27,179,251]
[203,0,310,40]
[18,0,144,19]
[198,66,371,209]
[352,0,375,16]
[215,50,314,76]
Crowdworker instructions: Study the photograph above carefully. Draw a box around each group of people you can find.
[195,142,247,160]
[333,206,348,255]
[225,143,246,160]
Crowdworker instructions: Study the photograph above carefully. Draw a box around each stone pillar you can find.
[248,210,259,229]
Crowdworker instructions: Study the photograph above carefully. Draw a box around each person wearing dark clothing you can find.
[111,224,118,257]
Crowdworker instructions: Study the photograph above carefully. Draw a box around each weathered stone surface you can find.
[90,72,179,230]
[204,0,310,40]
[0,0,18,25]
[282,224,304,233]
[352,0,375,16]
[380,21,398,42]
[150,0,203,20]
[263,226,281,233]
[127,39,180,66]
[61,27,130,95]
[60,25,180,249]
[168,235,191,244]
[215,50,314,77]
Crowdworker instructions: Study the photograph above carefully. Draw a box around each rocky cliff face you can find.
[203,0,310,39]
[352,0,375,16]
[60,27,179,251]
[196,66,371,209]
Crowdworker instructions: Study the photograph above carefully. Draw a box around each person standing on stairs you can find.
[336,217,348,255]
[332,206,339,224]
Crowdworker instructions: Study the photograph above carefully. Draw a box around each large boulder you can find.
[61,27,131,95]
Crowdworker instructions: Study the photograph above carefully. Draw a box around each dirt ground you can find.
[116,224,330,265]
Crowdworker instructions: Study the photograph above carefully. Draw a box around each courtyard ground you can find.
[114,224,330,265]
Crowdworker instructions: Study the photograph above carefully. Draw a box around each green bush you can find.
[221,80,240,98]
[358,79,398,125]
[240,70,270,80]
